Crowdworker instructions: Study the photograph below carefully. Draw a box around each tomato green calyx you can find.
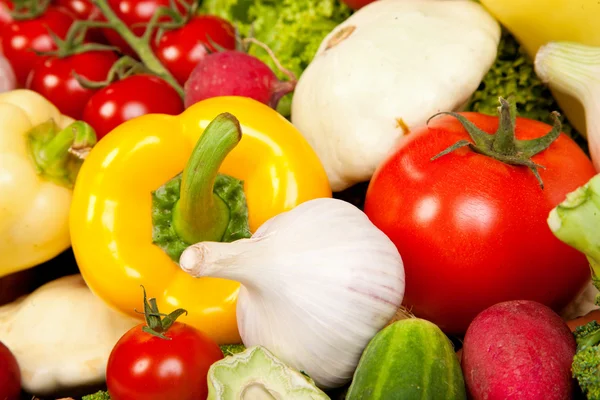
[429,97,562,189]
[37,23,119,59]
[28,120,97,188]
[151,113,251,262]
[150,0,199,44]
[137,286,187,340]
[75,56,152,90]
[10,0,51,20]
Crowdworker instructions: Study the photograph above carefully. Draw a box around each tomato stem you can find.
[137,286,187,340]
[28,120,97,188]
[10,0,50,20]
[89,0,184,97]
[429,97,562,189]
[172,113,242,245]
[37,21,119,59]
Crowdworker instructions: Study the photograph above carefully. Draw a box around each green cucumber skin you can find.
[346,319,467,400]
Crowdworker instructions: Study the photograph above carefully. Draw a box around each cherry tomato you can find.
[82,74,184,139]
[153,15,236,85]
[0,0,13,29]
[102,0,194,57]
[106,322,224,400]
[54,0,99,20]
[0,341,21,400]
[342,0,378,10]
[364,111,597,335]
[0,6,74,86]
[26,50,119,120]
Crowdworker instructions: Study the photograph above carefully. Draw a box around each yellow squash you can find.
[479,0,600,135]
[0,90,94,277]
[70,96,332,344]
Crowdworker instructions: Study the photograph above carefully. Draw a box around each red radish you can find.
[342,0,378,10]
[462,300,576,400]
[184,46,296,110]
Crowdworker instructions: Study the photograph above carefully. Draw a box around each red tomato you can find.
[54,0,99,20]
[82,74,184,139]
[0,6,74,86]
[26,51,119,119]
[0,341,21,400]
[102,0,194,57]
[0,0,13,29]
[342,0,377,10]
[364,112,597,335]
[153,15,236,85]
[106,322,223,400]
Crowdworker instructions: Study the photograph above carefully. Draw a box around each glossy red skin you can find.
[0,6,74,86]
[364,113,597,335]
[153,15,236,86]
[82,74,184,140]
[0,341,21,400]
[26,51,119,119]
[462,300,576,400]
[0,0,12,29]
[102,0,194,57]
[106,322,224,400]
[342,0,378,10]
[54,0,99,20]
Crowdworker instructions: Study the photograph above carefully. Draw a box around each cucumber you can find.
[346,318,466,400]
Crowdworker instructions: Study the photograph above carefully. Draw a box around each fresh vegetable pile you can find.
[1,0,600,400]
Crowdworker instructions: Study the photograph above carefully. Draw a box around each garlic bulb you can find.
[180,198,405,389]
[291,0,500,191]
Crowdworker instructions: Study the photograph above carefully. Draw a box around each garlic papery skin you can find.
[290,0,500,191]
[180,198,405,389]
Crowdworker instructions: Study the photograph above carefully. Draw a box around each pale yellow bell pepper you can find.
[0,90,95,277]
[479,0,600,135]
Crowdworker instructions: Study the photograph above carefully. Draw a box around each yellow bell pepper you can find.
[70,96,332,344]
[479,0,600,135]
[0,90,95,277]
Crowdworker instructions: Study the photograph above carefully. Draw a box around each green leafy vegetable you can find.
[220,343,246,357]
[82,391,111,400]
[572,321,600,399]
[467,30,587,151]
[199,0,351,116]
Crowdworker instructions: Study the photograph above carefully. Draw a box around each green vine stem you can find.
[75,0,185,97]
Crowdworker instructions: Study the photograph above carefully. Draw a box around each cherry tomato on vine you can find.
[26,50,119,120]
[364,106,597,335]
[0,6,74,86]
[102,0,195,57]
[82,74,184,140]
[0,341,21,400]
[153,15,236,85]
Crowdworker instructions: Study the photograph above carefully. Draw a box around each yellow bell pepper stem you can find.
[173,113,240,244]
[29,120,97,188]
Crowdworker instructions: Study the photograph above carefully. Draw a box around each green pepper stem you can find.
[91,0,184,97]
[28,121,97,188]
[172,113,242,244]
